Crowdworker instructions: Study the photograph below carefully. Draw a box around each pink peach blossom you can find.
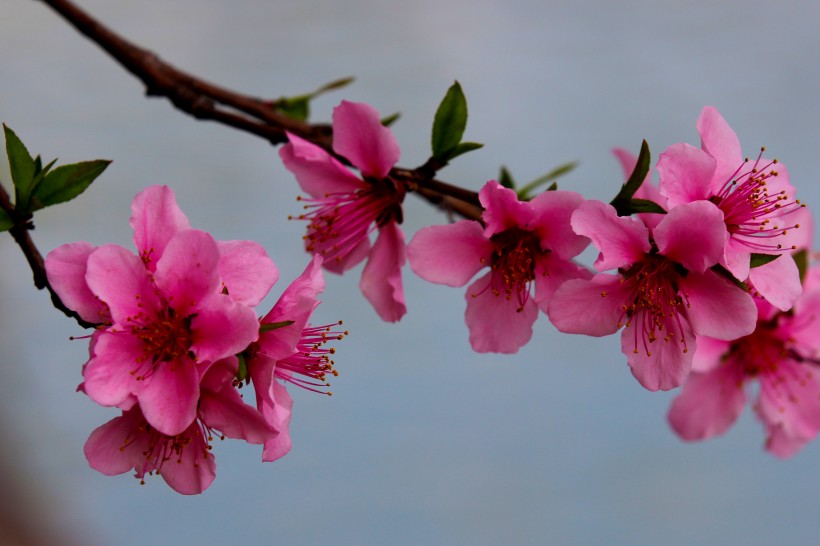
[84,358,275,494]
[656,107,806,310]
[548,199,757,390]
[280,100,406,322]
[407,180,590,353]
[668,267,820,457]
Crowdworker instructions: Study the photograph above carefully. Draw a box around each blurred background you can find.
[2,0,820,544]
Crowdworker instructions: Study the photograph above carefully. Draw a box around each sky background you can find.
[2,1,820,544]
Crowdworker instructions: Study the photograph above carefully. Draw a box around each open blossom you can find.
[84,358,275,494]
[656,106,806,310]
[280,100,406,322]
[45,185,278,436]
[668,265,820,457]
[407,180,590,353]
[548,199,758,390]
[246,254,345,461]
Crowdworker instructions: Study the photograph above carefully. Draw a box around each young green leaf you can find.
[445,141,483,161]
[793,249,808,282]
[516,161,578,199]
[259,320,295,333]
[610,140,651,216]
[498,166,516,189]
[627,198,667,215]
[276,97,311,122]
[3,124,36,209]
[381,112,401,127]
[749,253,780,268]
[30,160,111,210]
[431,81,468,160]
[0,208,12,232]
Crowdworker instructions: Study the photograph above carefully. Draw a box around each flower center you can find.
[275,321,346,396]
[127,305,194,380]
[727,320,786,376]
[290,178,404,265]
[619,255,689,356]
[484,228,543,311]
[709,147,804,253]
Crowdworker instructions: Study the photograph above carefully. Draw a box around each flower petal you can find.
[84,408,149,476]
[332,100,400,179]
[653,200,726,273]
[45,242,110,323]
[217,240,279,307]
[137,356,200,436]
[261,380,294,462]
[359,222,407,322]
[532,253,592,314]
[85,244,162,324]
[280,132,364,196]
[464,272,538,353]
[129,185,191,271]
[548,274,629,336]
[479,180,532,238]
[696,106,743,185]
[406,220,492,287]
[82,331,147,407]
[158,431,216,495]
[154,229,221,318]
[681,269,757,340]
[749,254,802,312]
[657,142,718,207]
[528,190,589,259]
[570,200,650,272]
[190,295,260,362]
[667,364,747,440]
[623,311,695,391]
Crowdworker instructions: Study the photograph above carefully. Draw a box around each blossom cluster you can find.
[46,186,344,493]
[281,102,819,456]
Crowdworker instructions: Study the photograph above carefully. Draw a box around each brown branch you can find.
[0,183,94,328]
[38,0,481,214]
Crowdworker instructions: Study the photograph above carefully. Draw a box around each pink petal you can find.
[406,221,493,287]
[749,254,802,311]
[667,364,747,440]
[45,242,110,323]
[532,253,593,314]
[332,100,400,179]
[85,244,162,324]
[217,240,279,307]
[84,408,148,476]
[622,312,695,391]
[570,200,650,271]
[722,236,751,281]
[548,274,629,336]
[199,385,276,444]
[478,180,532,238]
[129,185,191,271]
[82,331,146,407]
[765,425,813,458]
[321,236,370,275]
[681,269,757,340]
[464,272,539,353]
[528,190,589,259]
[158,431,216,495]
[189,296,260,362]
[280,132,364,196]
[154,229,221,318]
[653,200,726,273]
[696,106,743,185]
[691,336,731,373]
[359,222,407,322]
[657,143,718,207]
[261,381,294,462]
[137,356,200,436]
[258,254,325,360]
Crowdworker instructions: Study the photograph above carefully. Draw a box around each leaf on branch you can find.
[381,112,401,127]
[626,198,666,215]
[793,248,808,282]
[610,139,651,216]
[3,124,36,210]
[446,141,483,161]
[431,81,469,160]
[0,208,12,232]
[272,76,356,122]
[516,161,578,200]
[259,320,295,333]
[498,166,516,189]
[30,160,111,211]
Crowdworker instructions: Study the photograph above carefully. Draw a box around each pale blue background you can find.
[2,1,820,544]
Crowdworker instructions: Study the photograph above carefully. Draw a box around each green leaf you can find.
[259,320,295,333]
[312,76,355,95]
[236,353,248,383]
[381,112,401,127]
[546,181,558,191]
[793,248,808,283]
[431,81,468,160]
[610,140,651,216]
[276,97,310,122]
[445,141,483,161]
[3,124,36,209]
[710,263,748,291]
[0,208,12,232]
[749,253,780,268]
[498,166,516,189]
[30,160,111,211]
[517,161,578,199]
[626,198,667,215]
